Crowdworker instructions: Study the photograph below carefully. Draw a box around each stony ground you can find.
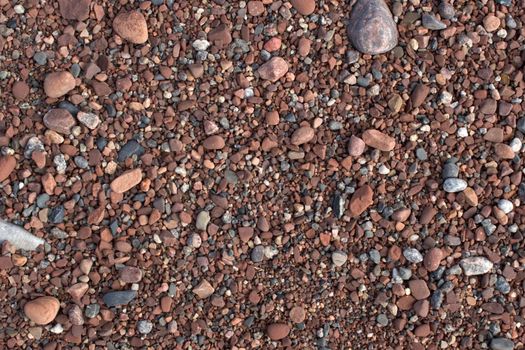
[0,0,524,349]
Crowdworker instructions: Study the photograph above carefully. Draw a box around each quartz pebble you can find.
[460,257,494,276]
[404,248,423,263]
[332,250,348,267]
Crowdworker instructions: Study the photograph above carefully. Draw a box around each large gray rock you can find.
[347,0,398,55]
[0,220,45,250]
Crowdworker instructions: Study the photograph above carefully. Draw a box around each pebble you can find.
[120,266,143,283]
[347,0,398,55]
[137,320,154,335]
[196,211,210,231]
[208,24,232,47]
[463,187,479,206]
[484,14,501,32]
[12,81,30,100]
[247,1,265,16]
[438,2,455,19]
[44,71,76,98]
[497,199,513,214]
[23,296,60,325]
[332,250,348,267]
[494,143,515,159]
[460,257,494,276]
[203,135,225,150]
[192,39,210,51]
[422,13,447,30]
[0,155,16,182]
[43,109,76,134]
[251,245,265,263]
[258,57,289,82]
[349,185,373,217]
[103,290,137,307]
[404,248,423,263]
[68,304,84,326]
[517,117,525,133]
[113,11,149,44]
[409,279,430,300]
[376,314,388,326]
[348,135,366,156]
[290,0,315,15]
[118,140,145,162]
[85,304,100,318]
[411,84,430,108]
[0,220,45,250]
[289,306,306,324]
[291,126,315,146]
[490,338,515,350]
[33,52,47,65]
[266,323,291,340]
[77,111,101,130]
[192,279,214,299]
[110,169,143,193]
[58,0,91,20]
[442,162,459,179]
[424,248,443,272]
[362,129,396,151]
[443,178,467,193]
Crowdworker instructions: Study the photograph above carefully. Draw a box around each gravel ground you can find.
[1,0,525,349]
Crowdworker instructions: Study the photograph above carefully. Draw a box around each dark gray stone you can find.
[251,245,265,263]
[103,290,137,307]
[117,140,144,163]
[422,13,447,30]
[48,205,65,224]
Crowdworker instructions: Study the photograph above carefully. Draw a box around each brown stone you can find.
[110,169,143,193]
[423,248,443,272]
[463,187,478,206]
[266,323,291,340]
[392,208,411,222]
[289,306,306,323]
[193,279,214,299]
[258,57,289,82]
[290,0,316,15]
[291,126,315,145]
[44,71,76,98]
[484,128,504,143]
[480,99,497,114]
[0,156,16,182]
[43,109,76,134]
[408,280,430,300]
[347,0,398,55]
[414,324,431,337]
[414,299,430,317]
[113,11,148,44]
[348,135,366,156]
[411,84,430,108]
[59,0,91,20]
[12,81,30,100]
[24,296,60,325]
[494,143,515,159]
[362,129,396,151]
[41,173,57,195]
[68,283,89,300]
[247,1,265,16]
[119,266,143,283]
[208,24,232,47]
[203,135,225,150]
[483,14,501,32]
[349,185,373,217]
[265,111,280,125]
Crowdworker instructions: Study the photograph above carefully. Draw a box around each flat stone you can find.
[120,266,143,283]
[289,306,306,323]
[110,169,143,193]
[0,155,16,182]
[258,57,289,82]
[207,24,232,47]
[362,129,396,151]
[103,290,137,307]
[44,71,76,98]
[291,126,315,145]
[24,296,60,325]
[349,185,373,217]
[484,128,504,143]
[484,14,501,32]
[460,256,494,276]
[267,323,291,340]
[424,248,443,272]
[43,109,76,134]
[0,220,45,251]
[59,0,91,20]
[113,11,148,44]
[290,0,315,15]
[443,178,467,193]
[347,0,398,55]
[463,187,479,206]
[490,338,515,350]
[203,135,225,150]
[494,143,515,159]
[68,283,88,300]
[192,279,214,299]
[404,248,423,263]
[411,84,430,108]
[442,162,459,179]
[422,13,447,30]
[247,1,265,16]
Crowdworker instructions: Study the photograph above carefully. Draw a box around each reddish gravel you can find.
[0,0,525,349]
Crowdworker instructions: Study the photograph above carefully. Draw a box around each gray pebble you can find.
[71,64,81,78]
[33,52,47,65]
[517,117,525,133]
[251,245,265,263]
[85,304,100,318]
[48,205,65,224]
[74,156,89,169]
[490,338,515,350]
[497,199,513,214]
[36,194,50,208]
[376,314,388,326]
[369,249,381,264]
[442,162,459,179]
[438,2,455,19]
[422,13,447,30]
[495,275,511,294]
[103,290,137,307]
[443,178,467,193]
[403,248,423,263]
[24,136,45,159]
[137,320,154,335]
[117,140,144,163]
[415,148,427,160]
[196,211,210,231]
[332,250,347,267]
[397,267,412,280]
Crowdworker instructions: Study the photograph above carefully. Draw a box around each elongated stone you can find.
[0,220,45,251]
[347,0,398,55]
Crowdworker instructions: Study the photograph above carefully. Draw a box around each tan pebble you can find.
[291,126,315,145]
[24,296,60,325]
[44,71,76,98]
[463,187,478,206]
[362,129,396,151]
[0,156,16,182]
[110,169,143,193]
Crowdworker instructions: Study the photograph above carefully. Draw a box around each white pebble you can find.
[378,165,390,175]
[510,138,522,153]
[192,39,210,51]
[498,199,513,214]
[14,4,25,14]
[457,127,468,138]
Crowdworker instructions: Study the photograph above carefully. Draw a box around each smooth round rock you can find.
[203,135,225,150]
[110,169,143,193]
[443,178,467,193]
[58,0,91,20]
[258,57,289,82]
[424,248,443,272]
[290,0,315,15]
[348,135,366,156]
[347,0,399,55]
[44,71,76,98]
[289,306,306,324]
[24,296,60,325]
[362,129,396,151]
[113,11,149,44]
[12,81,30,100]
[490,338,514,350]
[43,109,76,134]
[120,266,143,283]
[267,323,291,340]
[291,126,315,145]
